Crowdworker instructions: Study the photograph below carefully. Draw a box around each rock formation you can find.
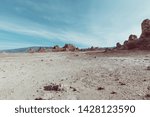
[38,47,46,53]
[53,45,60,49]
[52,44,78,52]
[140,19,150,39]
[116,19,150,50]
[28,48,35,53]
[125,34,138,49]
[63,44,77,51]
[116,42,122,49]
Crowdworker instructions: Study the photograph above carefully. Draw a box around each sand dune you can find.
[0,51,150,100]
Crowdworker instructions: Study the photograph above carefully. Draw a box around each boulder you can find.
[122,35,138,50]
[128,35,138,41]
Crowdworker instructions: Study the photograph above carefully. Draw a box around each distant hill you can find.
[0,46,51,53]
[0,44,106,53]
[0,44,78,53]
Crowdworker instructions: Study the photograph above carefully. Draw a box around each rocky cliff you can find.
[116,19,150,50]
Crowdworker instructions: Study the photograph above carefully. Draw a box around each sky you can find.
[0,0,150,50]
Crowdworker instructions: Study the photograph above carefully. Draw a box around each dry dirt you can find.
[0,50,150,100]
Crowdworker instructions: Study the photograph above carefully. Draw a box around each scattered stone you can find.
[147,86,150,90]
[75,54,79,56]
[147,66,150,70]
[115,78,119,81]
[144,94,150,100]
[109,73,113,77]
[35,97,43,100]
[44,83,63,91]
[110,91,117,94]
[119,82,126,85]
[60,79,64,81]
[70,86,77,92]
[97,87,105,90]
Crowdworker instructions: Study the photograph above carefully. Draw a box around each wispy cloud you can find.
[0,21,102,47]
[0,0,150,50]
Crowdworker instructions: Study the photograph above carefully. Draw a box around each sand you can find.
[0,50,150,100]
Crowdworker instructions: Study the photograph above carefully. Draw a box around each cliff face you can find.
[116,19,150,50]
[140,19,150,39]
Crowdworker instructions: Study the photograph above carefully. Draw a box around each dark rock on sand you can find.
[116,19,150,50]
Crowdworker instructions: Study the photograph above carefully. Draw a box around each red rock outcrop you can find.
[116,42,122,49]
[53,45,60,49]
[52,44,78,52]
[63,44,77,51]
[52,45,64,52]
[125,34,138,49]
[28,48,35,53]
[140,19,150,39]
[116,19,150,50]
[38,47,46,53]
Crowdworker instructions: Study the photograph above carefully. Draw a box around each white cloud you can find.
[0,21,102,47]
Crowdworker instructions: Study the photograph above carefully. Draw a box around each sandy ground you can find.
[0,50,150,100]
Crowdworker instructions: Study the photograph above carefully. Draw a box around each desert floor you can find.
[0,50,150,100]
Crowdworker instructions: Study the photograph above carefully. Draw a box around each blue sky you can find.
[0,0,150,50]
